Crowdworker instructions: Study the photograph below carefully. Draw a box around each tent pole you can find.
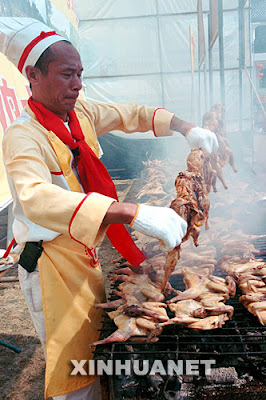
[238,0,245,133]
[208,11,213,107]
[218,0,225,105]
[198,67,201,124]
[155,0,164,108]
[204,61,208,113]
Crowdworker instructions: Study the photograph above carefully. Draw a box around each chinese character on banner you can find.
[0,78,30,135]
[0,78,21,134]
[67,0,77,12]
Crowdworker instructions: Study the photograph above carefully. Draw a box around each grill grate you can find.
[95,284,266,359]
[94,238,266,399]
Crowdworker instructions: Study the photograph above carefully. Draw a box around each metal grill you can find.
[94,208,266,399]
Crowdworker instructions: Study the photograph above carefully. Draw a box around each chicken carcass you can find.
[168,268,233,304]
[162,268,234,329]
[187,149,217,194]
[166,170,209,283]
[162,176,211,290]
[202,110,237,190]
[219,255,265,277]
[246,302,266,326]
[90,314,153,347]
[93,268,170,345]
[219,255,266,325]
[211,103,225,123]
[112,272,165,302]
[219,240,264,258]
[211,104,237,173]
[159,296,232,330]
[135,160,175,203]
[161,248,180,292]
[136,181,166,201]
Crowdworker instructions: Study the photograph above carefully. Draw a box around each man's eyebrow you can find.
[60,66,84,72]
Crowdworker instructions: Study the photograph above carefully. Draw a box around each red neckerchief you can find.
[28,97,146,266]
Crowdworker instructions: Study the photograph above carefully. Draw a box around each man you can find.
[0,18,218,400]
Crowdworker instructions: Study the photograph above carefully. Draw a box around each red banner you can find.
[0,53,31,208]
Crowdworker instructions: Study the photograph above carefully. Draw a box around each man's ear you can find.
[25,65,39,85]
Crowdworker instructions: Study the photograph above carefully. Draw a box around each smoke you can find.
[201,152,265,237]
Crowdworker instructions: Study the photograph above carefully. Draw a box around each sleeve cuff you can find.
[69,192,116,248]
[152,108,175,137]
[185,126,197,137]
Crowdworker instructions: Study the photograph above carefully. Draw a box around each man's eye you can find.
[62,73,71,77]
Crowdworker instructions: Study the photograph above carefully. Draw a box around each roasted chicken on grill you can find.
[219,255,266,325]
[135,159,176,203]
[91,267,169,345]
[90,314,160,347]
[161,300,232,330]
[159,268,234,330]
[168,268,235,304]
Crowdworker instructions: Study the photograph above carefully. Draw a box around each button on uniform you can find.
[94,143,99,150]
[65,169,72,177]
[78,112,84,119]
[50,133,56,141]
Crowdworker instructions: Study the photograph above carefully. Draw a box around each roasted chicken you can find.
[90,314,157,347]
[162,169,211,289]
[160,300,231,330]
[171,170,210,245]
[219,255,266,325]
[91,267,169,345]
[202,108,237,190]
[187,149,216,194]
[159,268,234,330]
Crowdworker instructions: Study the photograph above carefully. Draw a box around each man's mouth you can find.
[67,96,78,101]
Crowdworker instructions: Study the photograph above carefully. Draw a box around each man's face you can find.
[31,41,83,119]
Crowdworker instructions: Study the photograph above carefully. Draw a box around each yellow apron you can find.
[39,114,106,398]
[39,236,105,398]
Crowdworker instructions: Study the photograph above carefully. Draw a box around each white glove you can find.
[130,204,188,251]
[186,126,218,153]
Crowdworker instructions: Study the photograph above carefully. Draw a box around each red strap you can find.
[28,97,146,267]
[3,238,16,258]
[107,224,146,267]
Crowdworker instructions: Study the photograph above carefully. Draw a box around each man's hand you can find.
[186,126,218,154]
[130,204,187,251]
[169,116,218,154]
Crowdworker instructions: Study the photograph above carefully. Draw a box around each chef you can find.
[0,17,218,400]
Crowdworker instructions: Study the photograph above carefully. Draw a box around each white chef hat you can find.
[0,17,66,78]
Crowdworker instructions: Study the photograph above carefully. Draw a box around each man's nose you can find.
[72,75,82,91]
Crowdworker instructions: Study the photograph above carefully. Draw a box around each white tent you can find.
[76,0,252,135]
